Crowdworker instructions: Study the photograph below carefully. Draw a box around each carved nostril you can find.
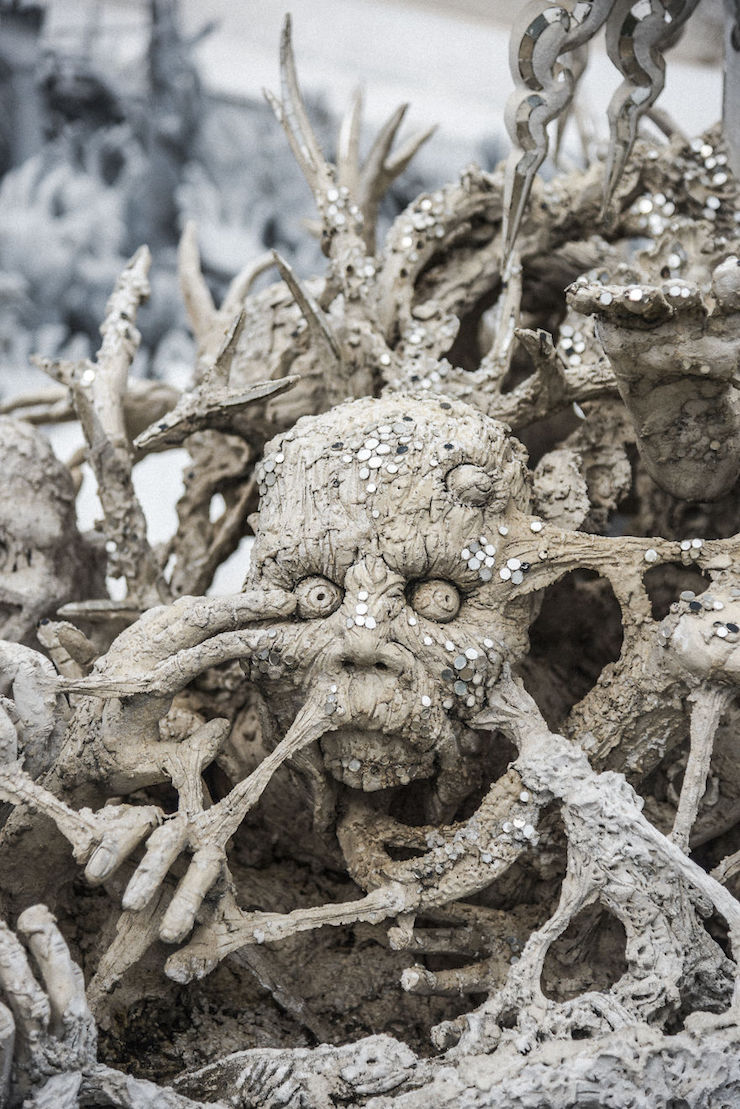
[339,656,390,673]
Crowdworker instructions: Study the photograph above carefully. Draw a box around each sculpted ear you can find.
[531,449,589,530]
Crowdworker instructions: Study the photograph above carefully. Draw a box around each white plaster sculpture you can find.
[0,13,739,1108]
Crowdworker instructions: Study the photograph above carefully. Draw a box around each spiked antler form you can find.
[333,89,436,253]
[33,248,169,611]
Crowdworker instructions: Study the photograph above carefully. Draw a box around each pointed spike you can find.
[211,310,247,384]
[384,123,437,179]
[600,0,692,219]
[552,44,590,168]
[301,217,323,240]
[221,252,275,320]
[263,85,315,185]
[30,355,82,389]
[271,251,342,364]
[279,14,326,178]
[361,102,409,188]
[133,377,300,454]
[262,85,284,126]
[337,86,364,195]
[501,150,543,271]
[178,221,216,343]
[126,243,152,276]
[600,91,641,222]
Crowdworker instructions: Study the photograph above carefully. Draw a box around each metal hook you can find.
[502,1,615,266]
[601,0,700,219]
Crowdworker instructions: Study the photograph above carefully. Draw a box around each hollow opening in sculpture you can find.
[644,562,712,620]
[525,569,624,728]
[541,903,629,1003]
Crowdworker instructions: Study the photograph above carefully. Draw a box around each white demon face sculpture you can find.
[247,394,536,808]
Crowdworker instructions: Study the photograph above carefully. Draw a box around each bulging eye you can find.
[295,576,343,619]
[409,579,461,622]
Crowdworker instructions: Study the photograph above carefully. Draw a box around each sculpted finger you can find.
[0,920,50,1041]
[122,817,190,912]
[16,906,90,1037]
[60,630,267,698]
[166,590,296,646]
[84,806,161,885]
[159,845,224,944]
[107,591,296,663]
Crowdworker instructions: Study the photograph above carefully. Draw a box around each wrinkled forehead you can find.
[251,394,530,583]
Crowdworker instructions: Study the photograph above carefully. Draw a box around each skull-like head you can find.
[246,394,537,806]
[0,418,103,645]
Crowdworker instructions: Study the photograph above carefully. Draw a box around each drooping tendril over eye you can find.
[295,576,343,619]
[409,579,461,623]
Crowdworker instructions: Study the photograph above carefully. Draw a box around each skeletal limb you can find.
[395,899,547,1001]
[671,685,735,853]
[0,907,224,1109]
[0,594,299,906]
[35,621,97,681]
[124,691,340,944]
[1,677,339,949]
[0,763,162,881]
[430,672,740,1054]
[164,763,542,983]
[0,591,302,949]
[0,905,95,1105]
[60,589,296,754]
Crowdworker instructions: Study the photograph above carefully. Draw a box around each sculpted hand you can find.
[0,905,96,1107]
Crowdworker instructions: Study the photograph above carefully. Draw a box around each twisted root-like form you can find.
[430,673,740,1054]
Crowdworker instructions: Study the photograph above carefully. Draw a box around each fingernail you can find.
[122,873,152,912]
[160,901,195,945]
[85,846,114,882]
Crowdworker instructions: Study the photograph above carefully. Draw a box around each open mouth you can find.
[320,727,436,791]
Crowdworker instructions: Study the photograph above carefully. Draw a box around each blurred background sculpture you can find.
[0,3,738,1107]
